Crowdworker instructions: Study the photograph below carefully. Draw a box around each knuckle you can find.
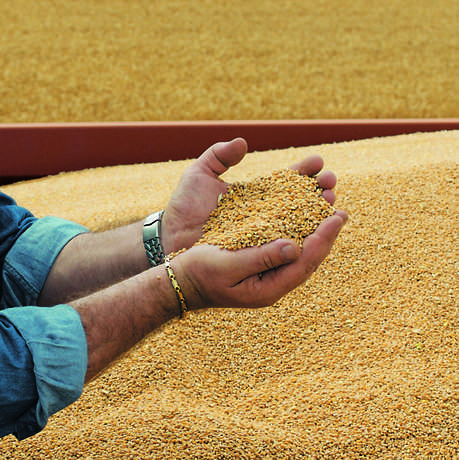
[262,252,276,271]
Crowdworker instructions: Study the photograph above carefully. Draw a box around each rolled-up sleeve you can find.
[0,305,87,440]
[0,213,90,439]
[1,216,89,309]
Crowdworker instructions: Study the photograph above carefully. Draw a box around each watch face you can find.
[144,211,162,227]
[143,211,165,267]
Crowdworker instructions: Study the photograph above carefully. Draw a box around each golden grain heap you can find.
[1,131,458,459]
[199,169,334,250]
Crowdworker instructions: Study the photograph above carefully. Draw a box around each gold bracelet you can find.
[164,256,188,318]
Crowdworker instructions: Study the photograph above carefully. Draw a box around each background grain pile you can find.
[1,131,457,458]
[1,0,458,122]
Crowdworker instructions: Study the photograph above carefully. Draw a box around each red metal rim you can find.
[1,119,458,184]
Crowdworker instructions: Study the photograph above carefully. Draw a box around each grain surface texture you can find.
[1,131,458,458]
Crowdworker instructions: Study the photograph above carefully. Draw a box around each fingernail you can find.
[336,210,349,226]
[280,243,299,263]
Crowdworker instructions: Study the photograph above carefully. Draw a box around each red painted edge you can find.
[1,119,458,184]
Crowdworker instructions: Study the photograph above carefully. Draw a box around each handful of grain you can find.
[198,169,334,250]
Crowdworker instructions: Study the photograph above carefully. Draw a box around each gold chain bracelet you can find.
[164,256,188,318]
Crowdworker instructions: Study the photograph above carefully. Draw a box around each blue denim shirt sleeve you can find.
[0,305,87,440]
[0,315,39,437]
[0,192,36,240]
[0,192,37,296]
[0,208,89,440]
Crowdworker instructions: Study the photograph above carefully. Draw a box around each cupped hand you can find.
[160,138,338,255]
[171,210,348,311]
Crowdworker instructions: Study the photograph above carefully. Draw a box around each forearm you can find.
[70,264,180,383]
[39,221,151,306]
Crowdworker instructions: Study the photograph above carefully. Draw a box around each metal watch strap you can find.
[143,210,165,266]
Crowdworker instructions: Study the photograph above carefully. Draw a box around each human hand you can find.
[170,209,348,310]
[160,138,338,255]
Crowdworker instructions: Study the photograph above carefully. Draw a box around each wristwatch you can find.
[143,210,165,266]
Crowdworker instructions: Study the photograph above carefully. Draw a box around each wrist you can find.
[164,256,189,318]
[149,266,183,321]
[159,210,185,256]
[166,252,205,312]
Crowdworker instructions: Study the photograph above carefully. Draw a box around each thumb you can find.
[196,138,248,177]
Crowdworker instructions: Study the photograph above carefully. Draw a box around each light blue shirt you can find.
[0,191,89,440]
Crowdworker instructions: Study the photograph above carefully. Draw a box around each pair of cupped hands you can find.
[158,138,348,312]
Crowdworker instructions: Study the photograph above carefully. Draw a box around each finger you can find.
[300,211,348,273]
[226,239,301,282]
[291,158,336,203]
[312,210,348,240]
[229,240,302,307]
[195,138,248,177]
[316,170,337,190]
[322,189,336,206]
[289,155,324,177]
[261,211,348,292]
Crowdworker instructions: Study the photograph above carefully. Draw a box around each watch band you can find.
[143,210,165,266]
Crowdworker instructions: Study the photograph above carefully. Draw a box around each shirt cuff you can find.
[0,304,88,440]
[1,216,89,308]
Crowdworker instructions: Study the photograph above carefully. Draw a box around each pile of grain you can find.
[200,170,334,250]
[1,131,458,458]
[1,0,458,122]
